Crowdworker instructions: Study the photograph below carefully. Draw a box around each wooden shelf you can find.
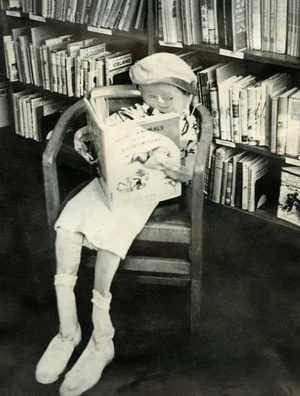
[205,201,300,232]
[158,41,300,70]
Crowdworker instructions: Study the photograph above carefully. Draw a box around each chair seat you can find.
[137,199,190,244]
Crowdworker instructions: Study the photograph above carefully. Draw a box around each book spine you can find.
[270,96,279,153]
[200,0,209,44]
[251,0,261,50]
[247,87,258,145]
[225,159,233,205]
[248,161,268,212]
[276,96,289,155]
[262,0,270,52]
[231,84,240,142]
[210,86,220,138]
[275,0,288,54]
[285,97,300,158]
[269,0,276,52]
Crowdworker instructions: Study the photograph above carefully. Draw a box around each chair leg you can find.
[190,278,202,333]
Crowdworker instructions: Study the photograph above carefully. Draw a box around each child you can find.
[35,53,200,396]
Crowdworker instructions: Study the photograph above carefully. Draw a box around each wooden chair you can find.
[42,85,213,333]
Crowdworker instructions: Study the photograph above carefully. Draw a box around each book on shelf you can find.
[270,86,290,153]
[230,75,255,144]
[229,151,248,207]
[0,86,10,128]
[285,89,300,159]
[277,166,300,227]
[211,146,235,204]
[231,0,247,52]
[234,152,257,208]
[261,0,271,52]
[218,75,242,141]
[84,96,182,211]
[220,154,234,205]
[241,154,261,210]
[275,0,288,54]
[3,35,18,82]
[248,156,268,213]
[104,51,132,86]
[204,142,217,198]
[276,87,299,156]
[31,25,62,87]
[250,0,262,50]
[259,73,291,147]
[246,81,262,146]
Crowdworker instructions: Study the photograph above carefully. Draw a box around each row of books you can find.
[3,25,133,97]
[205,144,269,213]
[196,61,300,159]
[12,89,69,141]
[0,0,147,32]
[157,0,300,58]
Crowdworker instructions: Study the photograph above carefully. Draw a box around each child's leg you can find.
[59,249,120,396]
[36,228,83,384]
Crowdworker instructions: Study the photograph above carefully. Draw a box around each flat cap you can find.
[129,53,197,95]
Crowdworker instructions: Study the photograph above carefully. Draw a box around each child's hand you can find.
[143,147,180,171]
[164,154,195,183]
[74,126,94,163]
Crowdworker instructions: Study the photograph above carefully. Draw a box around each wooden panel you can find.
[121,256,190,274]
[113,273,191,286]
[86,255,191,275]
[136,221,191,244]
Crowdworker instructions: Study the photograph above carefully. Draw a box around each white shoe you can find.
[59,332,114,396]
[35,325,82,384]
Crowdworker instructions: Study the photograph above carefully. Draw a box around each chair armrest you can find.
[191,104,213,258]
[43,100,86,229]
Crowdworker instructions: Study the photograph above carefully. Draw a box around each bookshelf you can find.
[150,0,300,231]
[0,0,300,232]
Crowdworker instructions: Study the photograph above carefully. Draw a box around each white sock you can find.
[35,274,81,384]
[59,290,115,396]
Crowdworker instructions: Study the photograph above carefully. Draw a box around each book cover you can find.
[230,150,248,207]
[232,0,247,52]
[260,73,291,147]
[275,0,288,54]
[0,87,10,128]
[248,157,268,213]
[270,86,290,153]
[231,75,255,143]
[277,166,300,226]
[84,96,182,211]
[218,75,242,141]
[31,25,60,86]
[105,51,132,86]
[241,154,260,210]
[276,87,299,155]
[234,152,256,208]
[285,89,300,158]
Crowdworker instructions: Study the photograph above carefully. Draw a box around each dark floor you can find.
[1,134,300,396]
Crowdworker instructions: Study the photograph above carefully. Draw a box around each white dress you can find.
[55,104,199,259]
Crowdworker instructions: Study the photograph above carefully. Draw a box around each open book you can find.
[83,96,182,211]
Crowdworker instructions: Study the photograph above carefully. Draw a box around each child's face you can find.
[139,83,190,113]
